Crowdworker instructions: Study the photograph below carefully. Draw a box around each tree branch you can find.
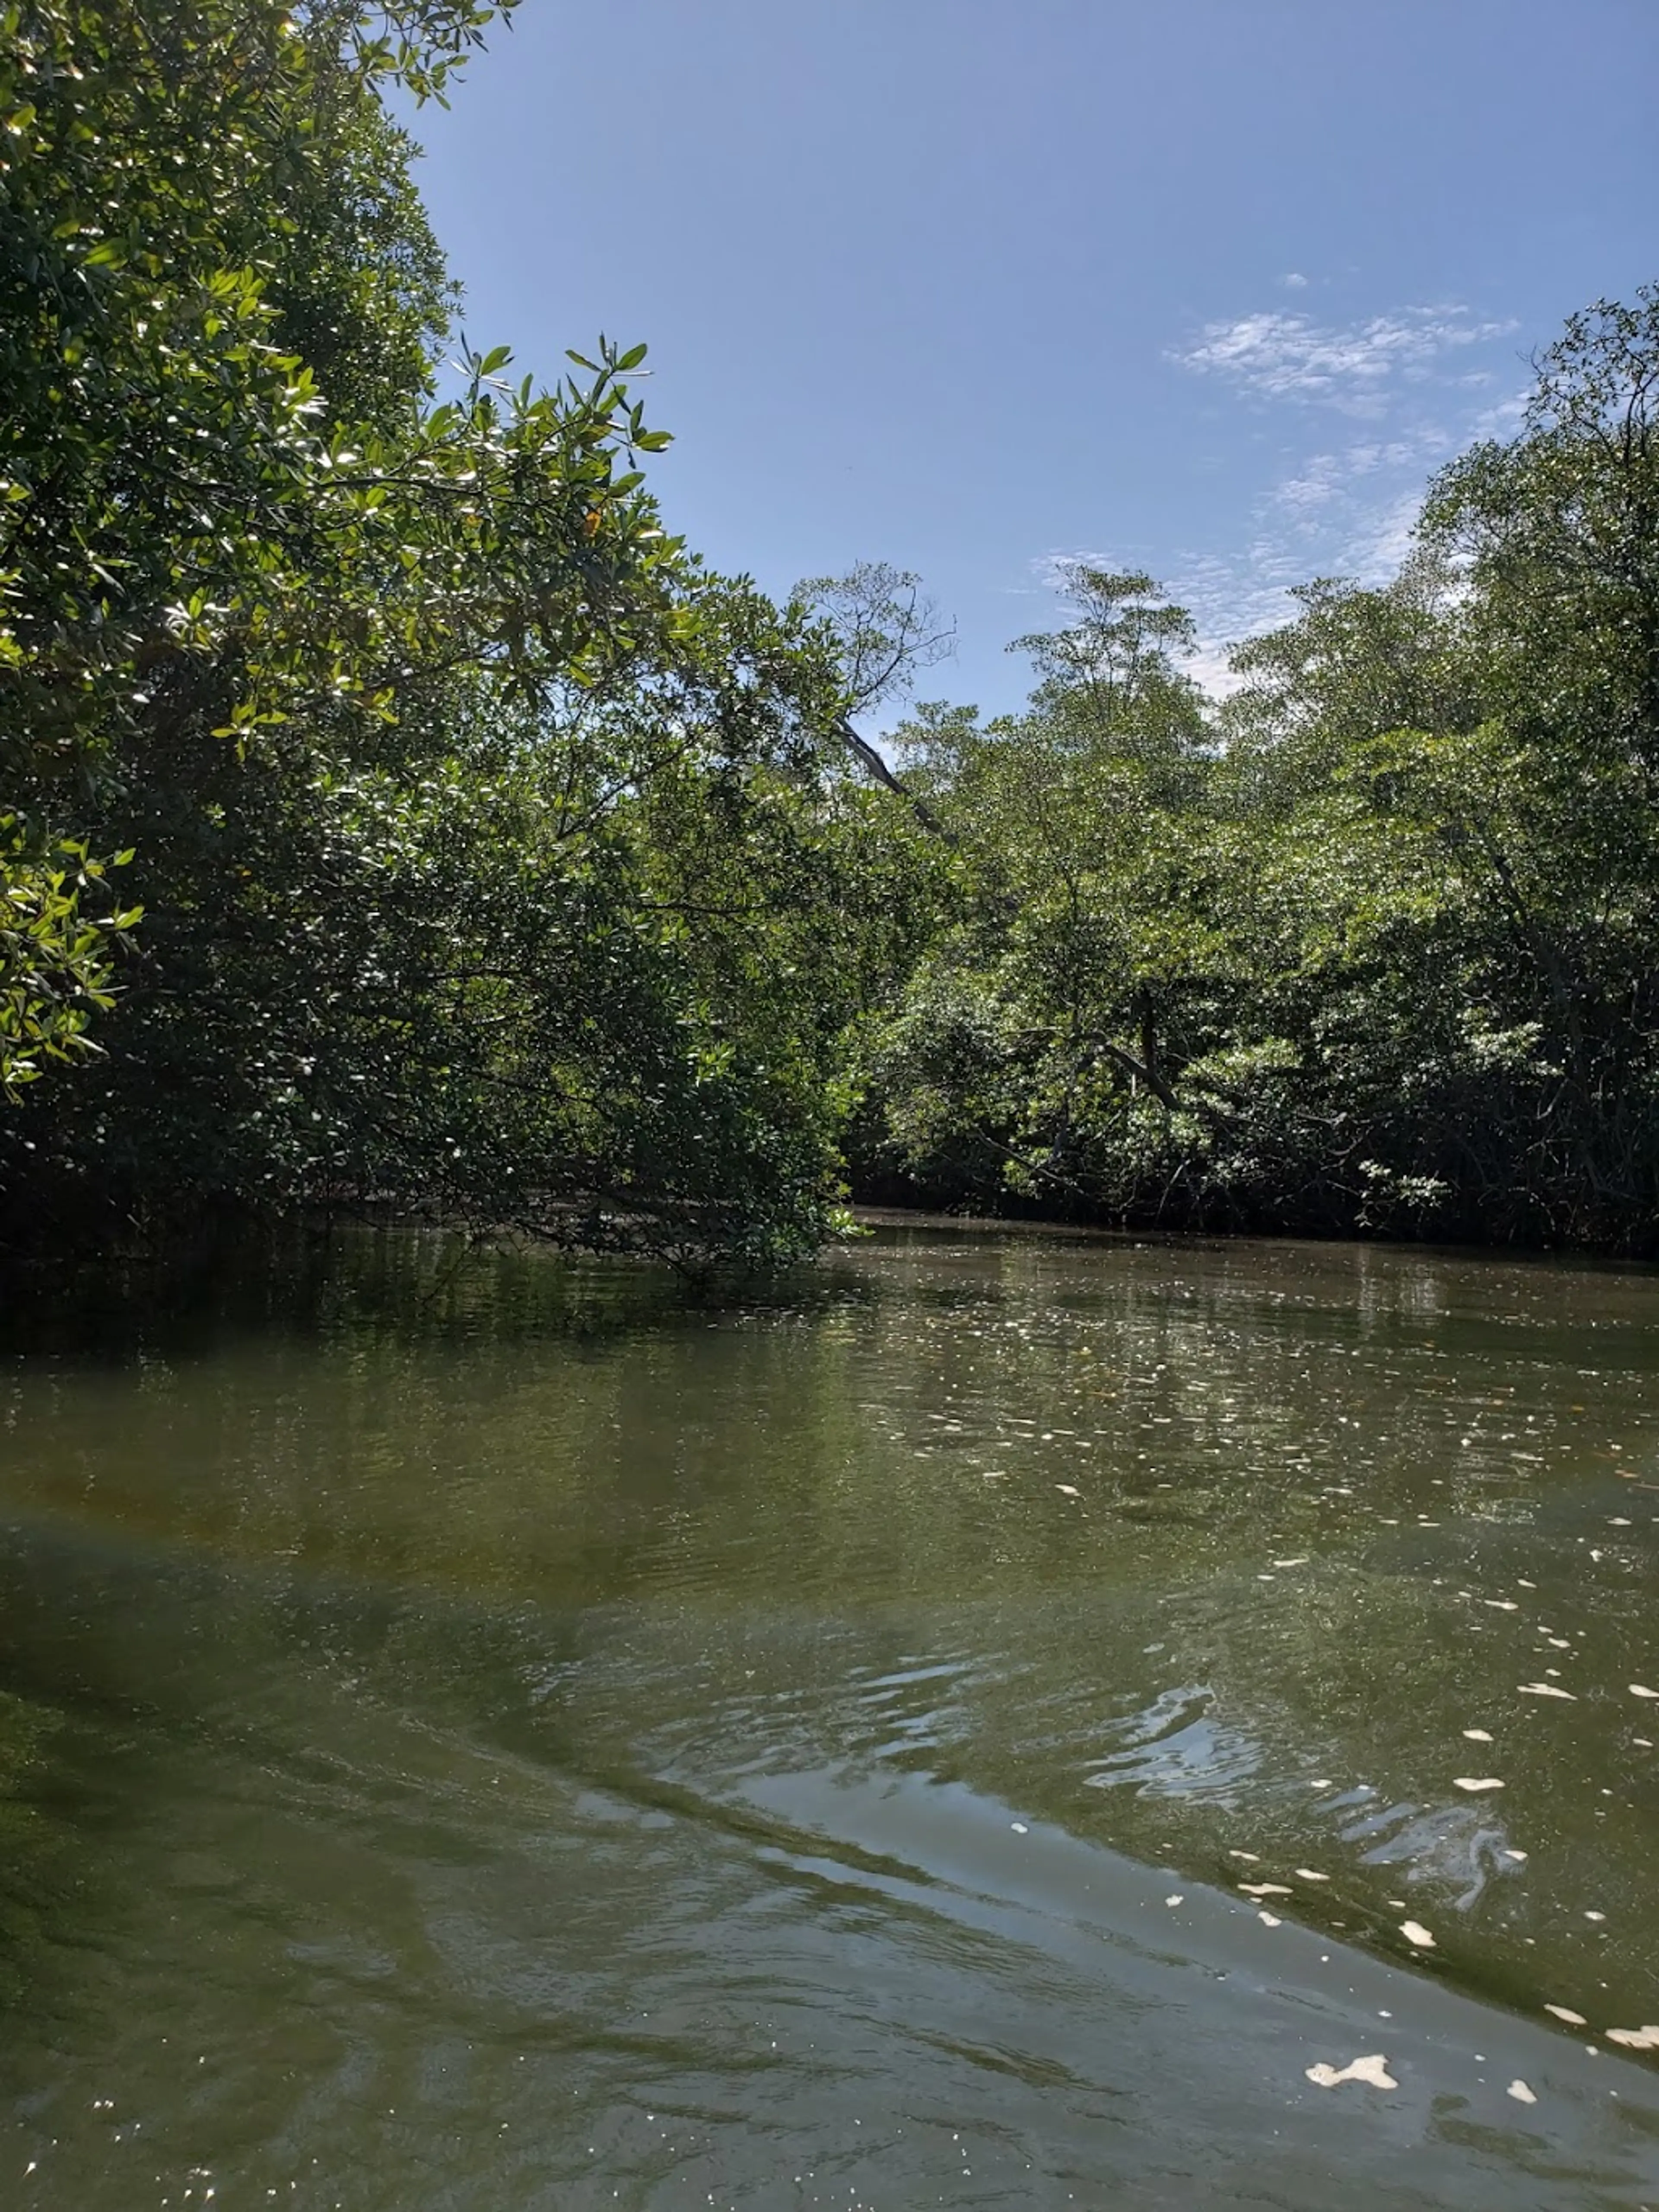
[837,717,950,838]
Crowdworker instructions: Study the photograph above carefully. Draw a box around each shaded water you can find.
[2,1222,1659,2208]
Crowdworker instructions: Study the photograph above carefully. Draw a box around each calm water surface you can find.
[2,1223,1659,2209]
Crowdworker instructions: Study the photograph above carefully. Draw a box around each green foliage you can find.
[4,0,1653,1268]
[0,0,935,1267]
[855,290,1659,1252]
[1423,292,1659,778]
[0,817,140,1095]
[20,576,940,1263]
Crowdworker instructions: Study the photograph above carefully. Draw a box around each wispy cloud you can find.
[1168,546,1309,695]
[1157,484,1447,695]
[1280,271,1309,291]
[1016,301,1529,700]
[1022,541,1307,699]
[1174,305,1516,416]
[1042,479,1497,704]
[1020,501,1454,698]
[1274,423,1459,516]
[1154,298,1529,687]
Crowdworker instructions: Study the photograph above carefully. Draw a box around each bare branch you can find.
[796,561,955,716]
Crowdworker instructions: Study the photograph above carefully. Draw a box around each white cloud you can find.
[1165,546,1310,696]
[1011,299,1530,701]
[1020,508,1437,699]
[1341,488,1426,587]
[1274,424,1459,516]
[1028,546,1109,593]
[1020,543,1303,700]
[1156,481,1450,698]
[1280,271,1309,290]
[1470,390,1529,439]
[1273,451,1349,514]
[1153,297,1531,689]
[1174,305,1516,416]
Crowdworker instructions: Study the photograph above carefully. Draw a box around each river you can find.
[1,1221,1657,2209]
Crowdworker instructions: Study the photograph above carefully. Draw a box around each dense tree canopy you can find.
[0,0,939,1265]
[2,0,1655,1262]
[855,290,1659,1253]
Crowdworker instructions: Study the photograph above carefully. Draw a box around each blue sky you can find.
[407,0,1657,719]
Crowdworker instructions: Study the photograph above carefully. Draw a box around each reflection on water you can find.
[0,1224,1658,2207]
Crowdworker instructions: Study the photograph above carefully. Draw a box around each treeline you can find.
[859,296,1659,1251]
[3,1,1656,1267]
[0,0,942,1268]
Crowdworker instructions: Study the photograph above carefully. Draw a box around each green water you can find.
[2,1222,1659,2209]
